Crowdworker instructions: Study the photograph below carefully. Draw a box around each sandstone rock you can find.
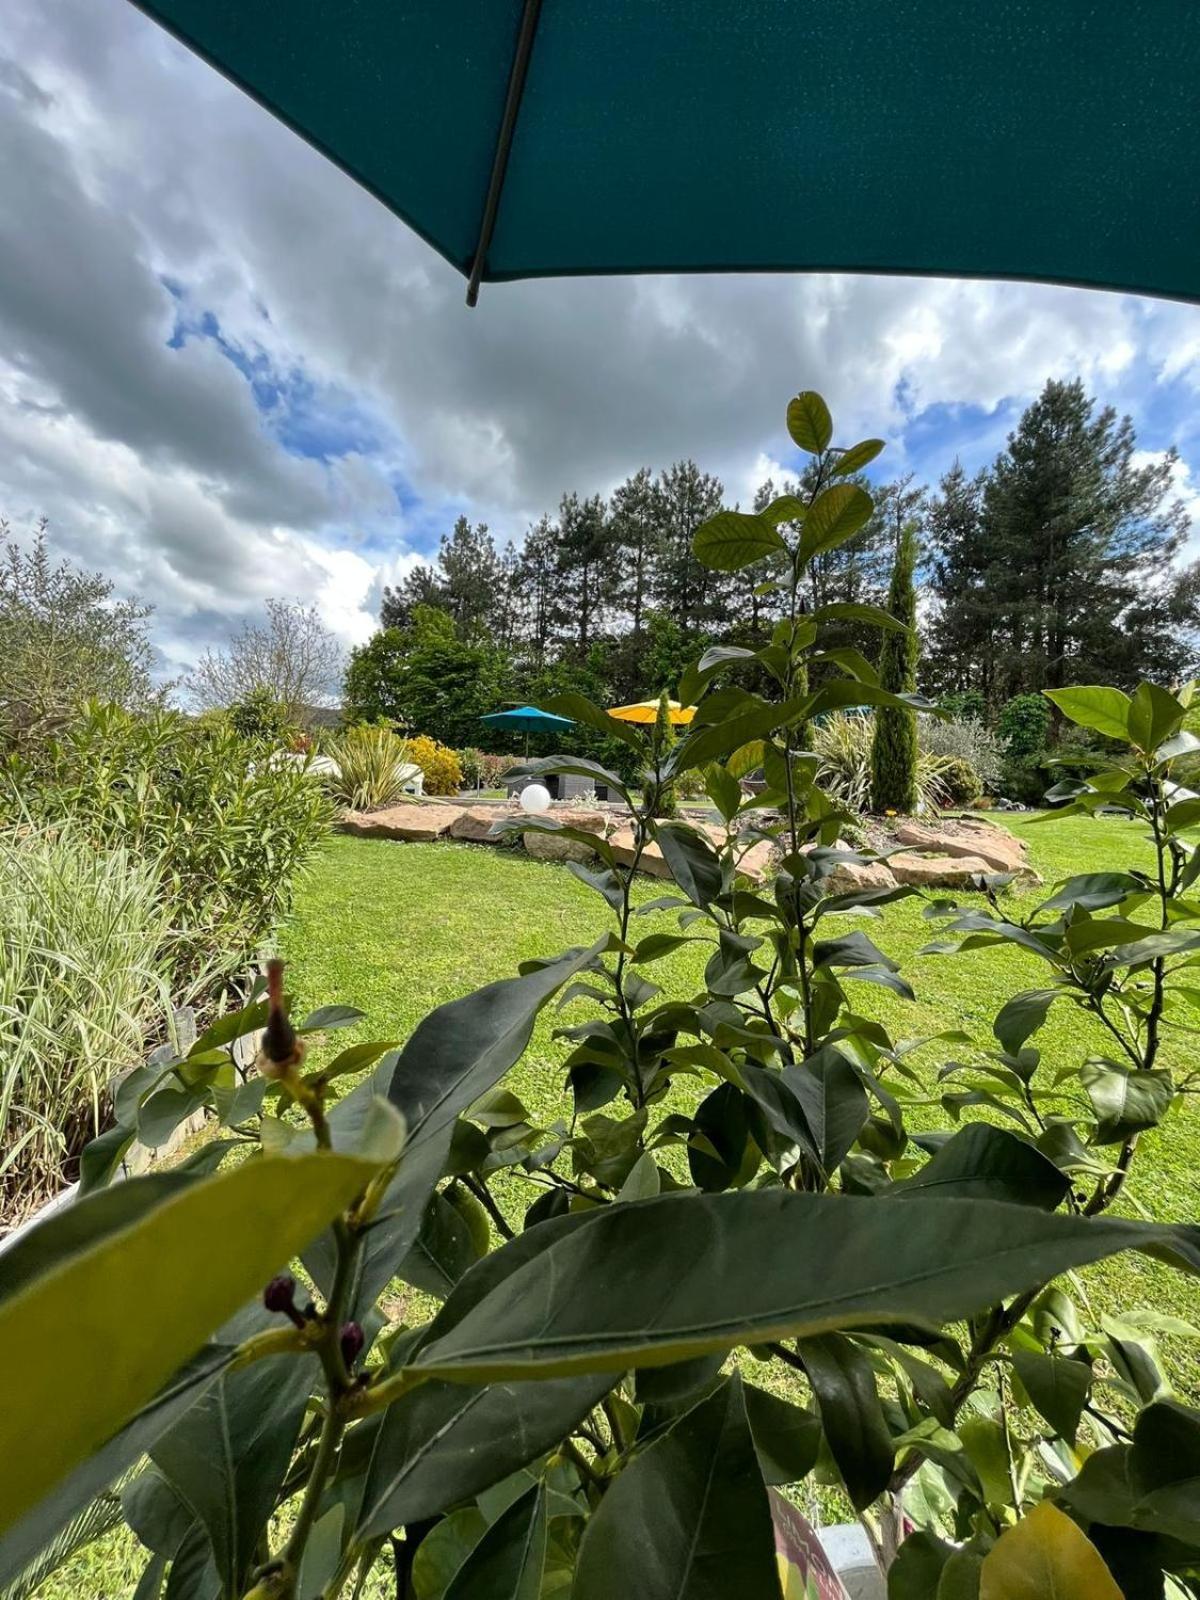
[894,819,1038,880]
[450,805,515,841]
[338,804,462,842]
[551,809,610,837]
[731,837,775,885]
[523,829,597,864]
[608,828,672,878]
[824,857,898,893]
[890,851,996,887]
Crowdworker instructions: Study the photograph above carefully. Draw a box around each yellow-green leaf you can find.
[0,1152,378,1535]
[786,391,832,454]
[979,1502,1123,1599]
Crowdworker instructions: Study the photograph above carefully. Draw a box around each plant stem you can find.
[462,1172,515,1240]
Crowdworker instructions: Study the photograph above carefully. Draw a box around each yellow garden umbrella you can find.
[608,700,695,726]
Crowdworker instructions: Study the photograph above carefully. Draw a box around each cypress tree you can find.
[871,521,920,813]
[652,688,679,818]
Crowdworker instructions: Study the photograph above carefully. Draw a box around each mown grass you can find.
[276,818,1199,1358]
[33,812,1200,1595]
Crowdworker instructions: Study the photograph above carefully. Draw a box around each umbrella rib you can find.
[465,0,544,307]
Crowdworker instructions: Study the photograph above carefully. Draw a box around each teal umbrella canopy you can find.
[479,706,574,736]
[133,1,1200,305]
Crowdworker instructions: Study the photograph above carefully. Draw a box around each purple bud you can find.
[339,1321,365,1369]
[263,1274,296,1314]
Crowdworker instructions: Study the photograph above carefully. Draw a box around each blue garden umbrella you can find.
[480,705,574,758]
[131,2,1200,307]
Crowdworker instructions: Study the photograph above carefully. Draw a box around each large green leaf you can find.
[692,511,787,572]
[573,1375,780,1599]
[1127,681,1185,753]
[780,1053,869,1173]
[1011,1351,1090,1443]
[672,695,808,770]
[893,1125,1069,1211]
[1080,1062,1174,1144]
[786,391,833,454]
[0,1152,376,1537]
[797,1333,893,1511]
[1044,687,1131,742]
[407,1191,1191,1382]
[1126,1399,1200,1544]
[993,988,1063,1053]
[0,1170,200,1299]
[799,484,874,563]
[443,1482,547,1600]
[742,1385,822,1486]
[150,1352,313,1595]
[355,1369,611,1538]
[0,1347,230,1592]
[810,600,909,633]
[387,947,600,1146]
[653,822,723,908]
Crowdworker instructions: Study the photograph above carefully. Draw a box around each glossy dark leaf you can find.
[993,988,1063,1053]
[1036,873,1144,913]
[151,1353,313,1595]
[687,1083,749,1192]
[1012,1351,1090,1443]
[1081,1063,1174,1144]
[573,1374,780,1599]
[797,1333,893,1510]
[122,1469,195,1559]
[443,1482,547,1600]
[299,1003,366,1032]
[408,1191,1191,1383]
[356,1372,611,1538]
[780,1052,869,1173]
[743,1384,822,1486]
[397,1191,483,1298]
[653,822,723,908]
[892,1125,1070,1211]
[888,1530,954,1598]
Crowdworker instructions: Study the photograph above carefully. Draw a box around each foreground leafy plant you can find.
[3,396,1200,1600]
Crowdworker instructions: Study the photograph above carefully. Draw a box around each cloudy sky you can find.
[2,0,1200,679]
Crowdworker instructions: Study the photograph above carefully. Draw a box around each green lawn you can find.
[277,817,1200,1371]
[31,813,1200,1597]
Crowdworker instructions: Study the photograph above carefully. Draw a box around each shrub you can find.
[935,754,983,804]
[406,733,463,795]
[457,747,518,790]
[917,712,1003,789]
[813,711,951,813]
[226,688,297,746]
[3,702,332,997]
[0,821,171,1218]
[998,691,1052,801]
[326,724,413,811]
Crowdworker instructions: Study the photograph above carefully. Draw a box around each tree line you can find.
[347,377,1199,748]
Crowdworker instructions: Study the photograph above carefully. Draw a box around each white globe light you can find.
[519,782,552,814]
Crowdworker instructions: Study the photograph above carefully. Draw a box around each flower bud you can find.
[339,1320,365,1369]
[263,1273,306,1328]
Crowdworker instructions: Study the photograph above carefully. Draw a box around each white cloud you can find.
[0,0,1199,676]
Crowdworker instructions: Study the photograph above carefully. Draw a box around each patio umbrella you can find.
[609,700,695,726]
[132,2,1200,306]
[479,704,574,758]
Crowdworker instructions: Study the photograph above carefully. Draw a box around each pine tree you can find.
[925,463,994,699]
[650,461,726,635]
[555,493,613,653]
[871,519,920,814]
[608,468,657,638]
[438,516,502,642]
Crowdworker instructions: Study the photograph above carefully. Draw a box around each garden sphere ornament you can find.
[519,782,552,814]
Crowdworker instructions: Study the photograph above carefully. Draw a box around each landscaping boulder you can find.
[894,818,1037,879]
[523,829,597,864]
[824,857,898,893]
[451,805,513,842]
[338,804,462,842]
[889,851,996,887]
[609,827,673,879]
